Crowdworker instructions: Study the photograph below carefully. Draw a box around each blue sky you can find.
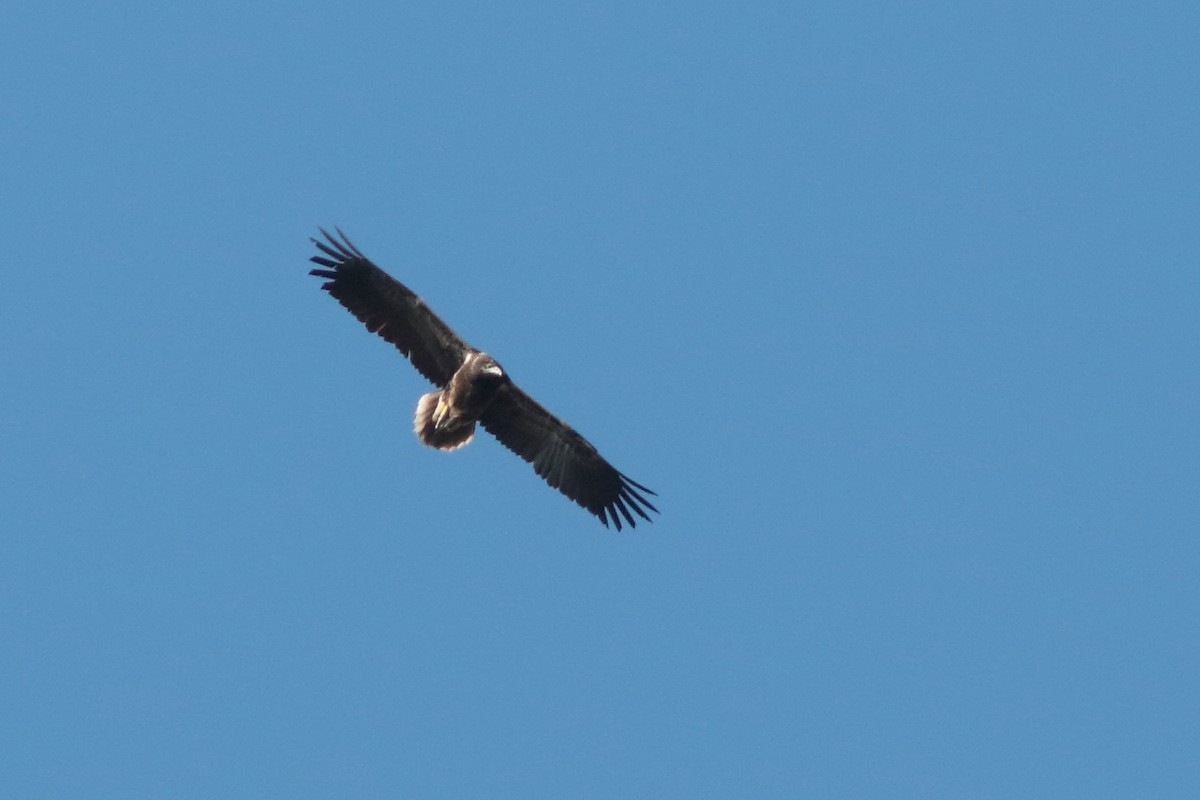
[2,2,1197,797]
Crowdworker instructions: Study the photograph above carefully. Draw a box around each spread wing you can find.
[480,384,658,530]
[309,228,469,386]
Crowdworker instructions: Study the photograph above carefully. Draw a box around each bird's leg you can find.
[432,394,452,429]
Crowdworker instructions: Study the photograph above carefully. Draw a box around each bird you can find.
[308,228,658,530]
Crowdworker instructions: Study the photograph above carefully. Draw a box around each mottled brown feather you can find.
[309,228,469,387]
[481,384,657,530]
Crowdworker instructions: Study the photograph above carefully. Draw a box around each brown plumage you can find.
[309,228,657,530]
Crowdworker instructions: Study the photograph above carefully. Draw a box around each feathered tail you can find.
[413,390,475,451]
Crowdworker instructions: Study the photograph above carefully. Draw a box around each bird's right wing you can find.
[309,228,469,386]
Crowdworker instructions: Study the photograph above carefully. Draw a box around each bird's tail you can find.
[413,390,475,451]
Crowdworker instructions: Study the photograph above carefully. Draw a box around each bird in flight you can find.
[309,228,658,530]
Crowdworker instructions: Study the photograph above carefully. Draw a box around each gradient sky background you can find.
[2,2,1197,797]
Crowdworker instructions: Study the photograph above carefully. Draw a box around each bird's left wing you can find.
[309,228,469,386]
[480,384,657,530]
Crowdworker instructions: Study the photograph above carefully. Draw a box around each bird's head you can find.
[474,353,508,386]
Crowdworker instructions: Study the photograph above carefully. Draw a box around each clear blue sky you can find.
[2,2,1197,797]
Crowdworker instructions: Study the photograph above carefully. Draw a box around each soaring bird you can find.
[309,229,657,530]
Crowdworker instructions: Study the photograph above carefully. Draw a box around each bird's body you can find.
[309,229,657,529]
[413,351,507,451]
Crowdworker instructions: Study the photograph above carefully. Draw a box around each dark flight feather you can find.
[309,228,657,530]
[480,386,657,530]
[309,228,468,386]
